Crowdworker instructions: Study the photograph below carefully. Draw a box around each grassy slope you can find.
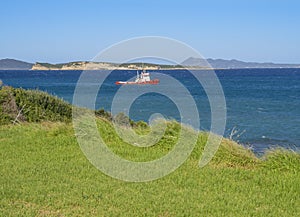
[1,120,299,217]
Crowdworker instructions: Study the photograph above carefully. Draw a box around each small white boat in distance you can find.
[115,69,159,85]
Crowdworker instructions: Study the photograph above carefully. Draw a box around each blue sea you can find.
[1,68,299,153]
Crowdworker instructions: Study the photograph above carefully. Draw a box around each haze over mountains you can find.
[0,58,300,70]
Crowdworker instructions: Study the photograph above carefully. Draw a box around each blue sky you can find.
[1,0,300,63]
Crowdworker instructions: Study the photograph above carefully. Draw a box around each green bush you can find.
[0,86,72,124]
[0,87,149,128]
[95,108,112,121]
[0,86,19,124]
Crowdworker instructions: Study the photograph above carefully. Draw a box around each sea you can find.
[0,68,299,154]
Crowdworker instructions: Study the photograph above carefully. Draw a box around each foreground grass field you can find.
[0,120,299,216]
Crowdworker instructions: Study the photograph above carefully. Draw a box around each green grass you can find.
[1,120,299,216]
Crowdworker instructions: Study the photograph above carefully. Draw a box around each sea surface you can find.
[1,68,299,153]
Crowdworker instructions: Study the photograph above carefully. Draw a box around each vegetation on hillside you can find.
[31,61,187,70]
[35,62,65,69]
[0,86,72,124]
[0,86,149,128]
[0,86,299,216]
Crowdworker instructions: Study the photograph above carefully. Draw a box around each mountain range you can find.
[0,58,300,70]
[0,59,33,70]
[181,57,300,69]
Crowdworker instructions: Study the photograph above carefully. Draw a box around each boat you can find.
[115,69,159,85]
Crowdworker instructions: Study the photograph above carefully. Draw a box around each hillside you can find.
[31,61,119,70]
[0,86,299,216]
[0,58,33,70]
[0,116,299,216]
[182,57,300,69]
[31,61,183,70]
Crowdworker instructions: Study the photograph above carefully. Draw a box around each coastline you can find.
[28,61,300,71]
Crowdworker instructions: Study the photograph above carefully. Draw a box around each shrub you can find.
[95,108,112,121]
[0,87,72,124]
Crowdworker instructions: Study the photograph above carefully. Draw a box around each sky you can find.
[1,0,300,64]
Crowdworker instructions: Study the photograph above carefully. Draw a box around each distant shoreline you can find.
[2,67,300,71]
[1,58,300,70]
